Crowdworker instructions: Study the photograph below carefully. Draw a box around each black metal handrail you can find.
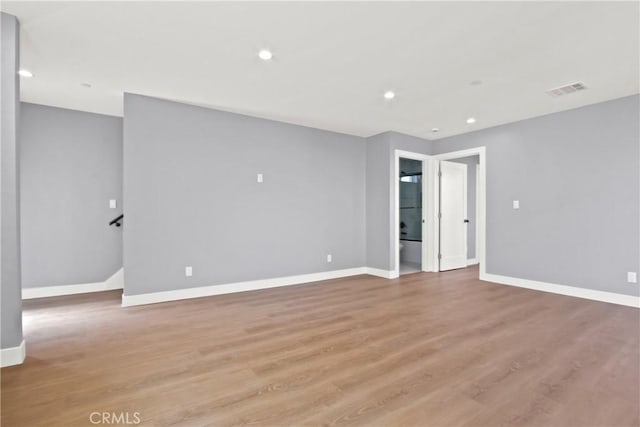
[109,214,124,227]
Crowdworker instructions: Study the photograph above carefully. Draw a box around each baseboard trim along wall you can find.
[0,340,26,367]
[481,272,640,308]
[467,258,479,265]
[365,267,397,279]
[22,268,124,299]
[122,267,370,307]
[19,266,637,309]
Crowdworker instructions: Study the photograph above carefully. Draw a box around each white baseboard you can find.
[24,266,636,310]
[104,268,124,289]
[122,267,368,307]
[22,268,123,299]
[1,339,25,367]
[467,258,479,265]
[481,272,639,308]
[365,267,397,279]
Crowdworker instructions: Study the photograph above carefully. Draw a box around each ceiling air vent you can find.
[546,82,587,97]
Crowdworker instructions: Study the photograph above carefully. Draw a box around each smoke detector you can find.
[546,82,587,97]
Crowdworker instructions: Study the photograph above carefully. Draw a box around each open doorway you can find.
[399,157,423,275]
[433,147,486,277]
[393,150,435,277]
[446,156,480,267]
[439,159,469,270]
[439,156,480,270]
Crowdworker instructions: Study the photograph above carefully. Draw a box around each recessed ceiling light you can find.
[258,49,273,60]
[81,83,92,88]
[383,91,395,100]
[470,80,482,86]
[18,69,33,78]
[431,128,440,133]
[466,117,476,124]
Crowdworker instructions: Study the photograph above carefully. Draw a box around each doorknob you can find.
[464,219,469,223]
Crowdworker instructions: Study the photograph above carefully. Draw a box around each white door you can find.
[439,161,468,271]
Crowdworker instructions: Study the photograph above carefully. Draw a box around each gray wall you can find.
[365,131,433,270]
[365,132,393,270]
[433,95,639,297]
[20,103,123,288]
[123,94,366,295]
[1,12,23,349]
[450,155,478,260]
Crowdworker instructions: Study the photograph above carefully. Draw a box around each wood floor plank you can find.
[1,266,638,426]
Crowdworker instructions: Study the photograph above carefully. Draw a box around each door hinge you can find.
[438,212,442,219]
[438,253,442,259]
[438,171,442,177]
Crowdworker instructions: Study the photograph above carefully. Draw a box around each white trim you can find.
[433,147,486,276]
[475,163,480,263]
[467,258,479,265]
[122,267,368,307]
[104,268,124,289]
[424,158,437,272]
[481,272,640,308]
[394,152,400,278]
[1,339,26,367]
[365,267,397,279]
[22,268,123,299]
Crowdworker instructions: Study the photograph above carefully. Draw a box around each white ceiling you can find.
[2,1,639,139]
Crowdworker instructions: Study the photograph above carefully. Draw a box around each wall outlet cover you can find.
[327,254,332,263]
[109,199,117,209]
[512,200,520,209]
[185,266,193,277]
[628,272,637,283]
[257,173,263,183]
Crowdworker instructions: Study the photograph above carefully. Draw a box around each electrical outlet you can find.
[185,266,193,277]
[109,199,117,209]
[257,173,263,183]
[628,272,637,284]
[327,254,332,263]
[512,200,520,209]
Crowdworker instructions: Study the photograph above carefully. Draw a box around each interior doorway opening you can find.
[393,150,434,278]
[433,147,486,277]
[439,156,480,270]
[399,157,424,275]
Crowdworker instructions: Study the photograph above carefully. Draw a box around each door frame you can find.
[475,163,480,264]
[393,150,436,277]
[432,147,486,276]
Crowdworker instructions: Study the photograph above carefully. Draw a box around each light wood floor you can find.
[2,266,639,426]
